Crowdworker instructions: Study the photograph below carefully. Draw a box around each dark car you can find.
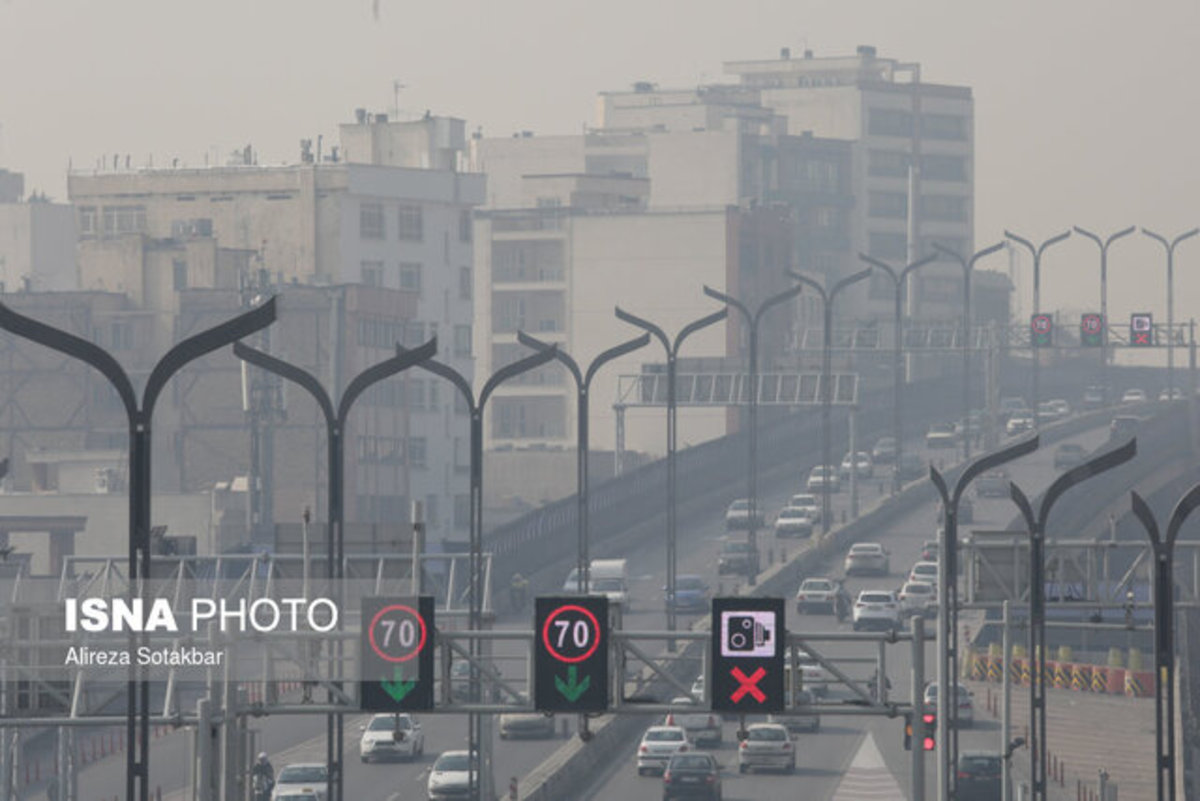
[956,751,1002,801]
[1054,442,1086,469]
[662,753,722,801]
[717,539,758,576]
[666,575,711,613]
[871,436,898,464]
[895,452,924,482]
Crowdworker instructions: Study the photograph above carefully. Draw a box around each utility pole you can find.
[910,615,926,801]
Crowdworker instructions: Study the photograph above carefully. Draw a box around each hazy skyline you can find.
[3,0,1200,333]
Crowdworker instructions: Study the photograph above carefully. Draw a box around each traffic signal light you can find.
[1130,312,1154,347]
[711,597,785,714]
[534,596,609,713]
[1030,314,1053,347]
[360,596,435,711]
[923,711,937,751]
[1080,313,1104,347]
[904,713,913,750]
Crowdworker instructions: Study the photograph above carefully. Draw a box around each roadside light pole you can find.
[1141,227,1199,401]
[616,306,727,641]
[930,435,1040,801]
[1004,231,1072,420]
[702,284,803,586]
[1073,225,1135,397]
[1009,439,1137,801]
[786,269,872,535]
[235,337,438,801]
[931,242,1006,460]
[1130,483,1200,801]
[516,331,650,595]
[0,299,277,801]
[858,253,937,494]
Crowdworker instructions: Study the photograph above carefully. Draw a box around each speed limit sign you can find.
[534,597,608,712]
[361,596,434,711]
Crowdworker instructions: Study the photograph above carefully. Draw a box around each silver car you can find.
[844,543,890,576]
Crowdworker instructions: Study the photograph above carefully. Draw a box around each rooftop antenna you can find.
[392,80,406,118]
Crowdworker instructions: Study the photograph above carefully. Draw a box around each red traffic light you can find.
[922,712,936,751]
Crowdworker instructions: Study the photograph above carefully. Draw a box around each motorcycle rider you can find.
[251,752,275,801]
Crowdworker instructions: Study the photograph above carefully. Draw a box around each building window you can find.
[813,207,841,230]
[408,436,427,468]
[361,260,384,287]
[803,160,840,191]
[868,232,908,262]
[399,262,422,292]
[78,206,97,237]
[459,210,473,243]
[101,205,146,236]
[921,114,968,141]
[868,191,908,219]
[867,149,910,178]
[397,205,423,241]
[360,202,385,239]
[867,108,913,138]
[172,259,188,290]
[921,194,968,222]
[921,154,967,182]
[454,325,472,357]
[453,493,470,529]
[459,267,472,300]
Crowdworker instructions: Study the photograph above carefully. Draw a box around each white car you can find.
[908,561,939,586]
[774,506,814,537]
[1047,399,1071,418]
[1159,388,1186,402]
[897,581,937,617]
[358,713,424,762]
[737,723,795,774]
[427,751,476,800]
[636,725,691,775]
[271,764,327,801]
[924,682,975,728]
[844,543,890,576]
[789,493,822,523]
[1122,388,1147,404]
[926,423,957,449]
[806,465,842,493]
[795,577,839,614]
[839,451,874,479]
[852,590,900,632]
[725,498,763,530]
[590,576,631,610]
[664,697,722,746]
[1006,413,1035,435]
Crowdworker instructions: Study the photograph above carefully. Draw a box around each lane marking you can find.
[829,732,905,801]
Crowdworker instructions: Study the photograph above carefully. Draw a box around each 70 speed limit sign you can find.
[534,596,608,712]
[360,596,434,711]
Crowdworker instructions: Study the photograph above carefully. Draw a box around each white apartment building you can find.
[0,169,78,292]
[67,114,484,539]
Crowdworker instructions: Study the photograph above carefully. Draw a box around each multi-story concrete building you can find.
[0,169,78,291]
[65,113,484,538]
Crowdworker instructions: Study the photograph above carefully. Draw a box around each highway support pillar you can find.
[910,615,926,801]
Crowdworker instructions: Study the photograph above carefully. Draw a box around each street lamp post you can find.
[234,337,438,801]
[858,253,937,494]
[1004,231,1072,420]
[1008,440,1137,801]
[785,269,872,535]
[516,331,650,595]
[1130,483,1200,801]
[1073,226,1135,398]
[931,242,1006,459]
[0,299,277,801]
[615,306,727,640]
[702,284,803,585]
[929,435,1040,801]
[1141,227,1199,401]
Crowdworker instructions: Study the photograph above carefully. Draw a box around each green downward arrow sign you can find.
[554,665,591,702]
[380,665,416,703]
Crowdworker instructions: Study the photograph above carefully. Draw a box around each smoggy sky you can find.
[2,0,1199,331]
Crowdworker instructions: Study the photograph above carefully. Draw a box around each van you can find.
[561,559,630,608]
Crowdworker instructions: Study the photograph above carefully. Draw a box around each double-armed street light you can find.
[1004,230,1072,419]
[1141,227,1199,401]
[1073,225,1135,396]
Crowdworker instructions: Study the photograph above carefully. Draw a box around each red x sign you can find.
[730,666,767,703]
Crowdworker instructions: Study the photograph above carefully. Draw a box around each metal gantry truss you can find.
[794,321,1197,351]
[614,372,860,408]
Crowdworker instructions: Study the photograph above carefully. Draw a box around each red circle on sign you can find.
[368,604,427,664]
[541,604,601,664]
[1032,315,1051,333]
[1082,315,1102,333]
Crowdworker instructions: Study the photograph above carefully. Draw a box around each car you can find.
[1036,401,1058,424]
[839,451,874,479]
[662,752,722,801]
[897,581,937,618]
[871,436,898,464]
[923,682,975,728]
[427,751,476,800]
[591,576,631,610]
[768,688,821,733]
[1081,385,1107,410]
[636,725,691,775]
[788,493,822,523]
[791,654,831,698]
[975,469,1009,498]
[1109,414,1138,441]
[665,697,723,747]
[737,723,794,773]
[717,538,758,576]
[908,561,939,586]
[1159,387,1186,402]
[844,543,890,576]
[926,423,958,449]
[956,751,1003,801]
[666,575,711,613]
[852,590,901,632]
[358,713,424,762]
[1005,412,1035,435]
[272,764,328,801]
[724,499,763,530]
[773,506,814,538]
[1048,398,1071,418]
[895,452,924,481]
[1054,442,1086,469]
[1121,388,1147,404]
[498,693,555,739]
[806,465,842,493]
[795,577,839,614]
[919,539,939,561]
[690,674,705,700]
